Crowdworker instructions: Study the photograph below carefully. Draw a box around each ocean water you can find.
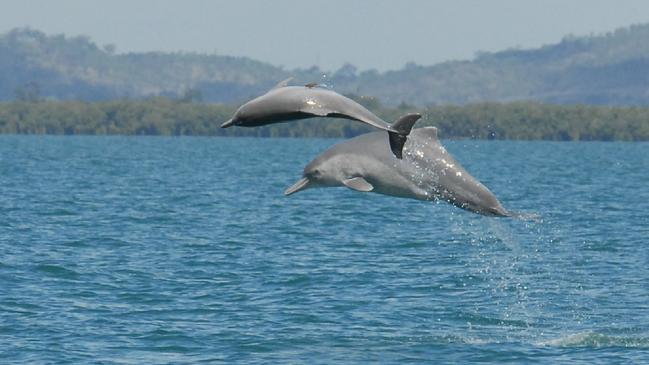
[1,135,649,364]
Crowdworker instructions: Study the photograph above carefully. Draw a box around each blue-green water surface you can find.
[1,136,649,364]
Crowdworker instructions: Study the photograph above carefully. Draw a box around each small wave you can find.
[458,312,532,329]
[538,331,649,348]
[63,239,90,247]
[443,334,491,345]
[38,208,79,216]
[35,264,81,279]
[95,237,130,246]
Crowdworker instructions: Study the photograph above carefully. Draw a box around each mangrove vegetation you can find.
[1,97,649,141]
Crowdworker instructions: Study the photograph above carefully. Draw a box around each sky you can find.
[2,0,649,72]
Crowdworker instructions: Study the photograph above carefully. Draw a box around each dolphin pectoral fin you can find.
[307,108,331,117]
[284,177,311,196]
[342,177,374,192]
[273,77,294,89]
[298,104,332,117]
[388,113,422,159]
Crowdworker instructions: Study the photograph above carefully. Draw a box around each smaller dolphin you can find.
[284,127,512,217]
[221,78,419,159]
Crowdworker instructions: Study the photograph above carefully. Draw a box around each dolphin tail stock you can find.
[388,113,421,159]
[489,205,542,221]
[507,210,542,222]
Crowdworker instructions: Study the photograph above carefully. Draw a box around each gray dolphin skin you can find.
[284,127,512,217]
[220,78,419,159]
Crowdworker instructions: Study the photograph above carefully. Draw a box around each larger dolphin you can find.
[220,79,419,159]
[284,127,512,217]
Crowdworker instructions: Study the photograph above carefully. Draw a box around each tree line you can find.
[1,97,649,141]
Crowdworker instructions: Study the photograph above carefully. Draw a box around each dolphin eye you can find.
[310,169,322,178]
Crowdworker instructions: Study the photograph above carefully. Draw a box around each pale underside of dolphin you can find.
[220,78,419,159]
[285,127,513,217]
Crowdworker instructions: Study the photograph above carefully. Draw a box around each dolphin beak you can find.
[220,119,234,128]
[284,177,311,196]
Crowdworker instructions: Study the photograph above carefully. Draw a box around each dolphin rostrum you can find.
[284,127,512,217]
[220,78,419,159]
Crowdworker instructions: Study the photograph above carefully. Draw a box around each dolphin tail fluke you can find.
[388,133,407,159]
[388,113,421,159]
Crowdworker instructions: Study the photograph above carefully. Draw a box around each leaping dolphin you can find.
[284,127,513,217]
[221,78,419,159]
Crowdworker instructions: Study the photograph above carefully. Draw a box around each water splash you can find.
[538,331,649,348]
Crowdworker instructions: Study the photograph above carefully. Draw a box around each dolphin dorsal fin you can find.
[273,77,293,89]
[342,177,374,192]
[419,126,439,140]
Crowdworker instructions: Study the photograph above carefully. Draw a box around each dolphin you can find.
[220,78,419,159]
[284,127,512,217]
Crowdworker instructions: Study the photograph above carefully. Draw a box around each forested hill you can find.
[359,24,649,106]
[3,24,649,106]
[0,28,293,103]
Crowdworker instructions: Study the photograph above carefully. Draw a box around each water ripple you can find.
[1,136,648,363]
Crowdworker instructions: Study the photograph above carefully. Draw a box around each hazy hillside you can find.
[3,25,649,105]
[0,28,292,102]
[350,24,649,105]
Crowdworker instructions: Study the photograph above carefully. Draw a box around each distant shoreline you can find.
[2,134,646,143]
[1,99,648,141]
